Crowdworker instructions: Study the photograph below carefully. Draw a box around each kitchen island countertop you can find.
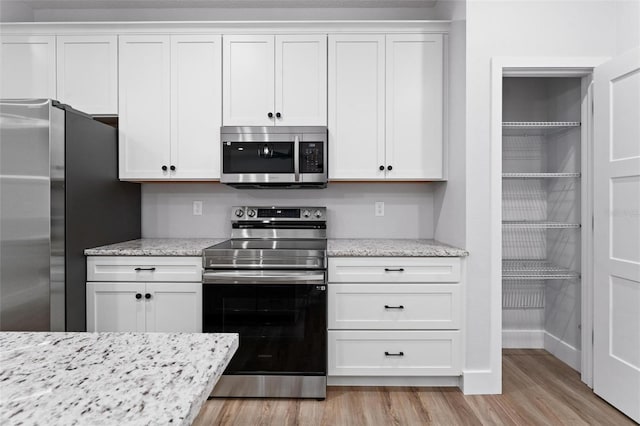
[84,238,226,256]
[0,331,238,426]
[327,239,468,257]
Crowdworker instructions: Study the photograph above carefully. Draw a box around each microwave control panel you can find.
[299,142,324,173]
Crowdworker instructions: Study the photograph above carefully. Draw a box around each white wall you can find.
[142,183,436,239]
[433,0,466,249]
[615,0,640,55]
[465,0,621,393]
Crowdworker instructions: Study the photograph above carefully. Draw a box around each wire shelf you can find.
[503,282,545,309]
[502,121,581,136]
[502,260,580,280]
[502,221,581,229]
[502,173,581,178]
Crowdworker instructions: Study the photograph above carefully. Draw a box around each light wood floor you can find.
[193,350,636,425]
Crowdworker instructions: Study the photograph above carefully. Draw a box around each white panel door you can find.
[593,47,640,424]
[328,35,385,180]
[0,35,56,99]
[385,34,444,180]
[171,35,222,180]
[86,282,145,332]
[119,35,171,180]
[145,283,202,333]
[223,35,274,126]
[275,35,327,126]
[56,35,118,114]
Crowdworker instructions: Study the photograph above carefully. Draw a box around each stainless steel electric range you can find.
[202,206,327,399]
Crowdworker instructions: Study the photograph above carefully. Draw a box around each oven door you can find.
[202,270,327,376]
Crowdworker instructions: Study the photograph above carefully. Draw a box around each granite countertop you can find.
[327,239,468,257]
[0,332,238,426]
[84,238,226,256]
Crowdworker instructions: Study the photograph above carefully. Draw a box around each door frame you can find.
[490,56,608,388]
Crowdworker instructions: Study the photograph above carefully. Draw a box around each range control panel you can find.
[232,206,326,221]
[300,142,324,174]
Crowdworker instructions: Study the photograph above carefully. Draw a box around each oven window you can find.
[222,142,294,174]
[203,283,326,375]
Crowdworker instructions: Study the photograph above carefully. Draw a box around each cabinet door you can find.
[223,35,274,126]
[328,35,385,180]
[385,34,444,180]
[119,35,171,180]
[0,35,56,99]
[86,282,146,332]
[171,35,222,180]
[145,282,202,333]
[275,35,327,126]
[57,35,118,114]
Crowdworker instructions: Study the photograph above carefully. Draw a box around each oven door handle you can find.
[202,270,326,284]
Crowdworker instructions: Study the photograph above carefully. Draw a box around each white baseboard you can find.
[461,370,501,394]
[502,329,545,348]
[327,376,460,387]
[544,332,581,372]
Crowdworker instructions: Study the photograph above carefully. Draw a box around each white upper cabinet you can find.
[119,34,222,181]
[386,34,444,180]
[275,35,327,126]
[223,34,327,126]
[328,35,385,180]
[56,35,118,114]
[328,34,446,181]
[119,35,171,180]
[223,35,274,126]
[171,35,222,180]
[0,35,56,99]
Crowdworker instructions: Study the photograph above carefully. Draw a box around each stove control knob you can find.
[314,210,323,219]
[248,209,256,218]
[302,209,311,218]
[235,208,244,218]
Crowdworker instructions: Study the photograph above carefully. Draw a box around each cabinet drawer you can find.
[87,256,202,282]
[328,330,461,376]
[329,284,460,329]
[329,257,460,283]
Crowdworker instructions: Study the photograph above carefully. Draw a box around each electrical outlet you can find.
[193,200,203,216]
[375,201,384,217]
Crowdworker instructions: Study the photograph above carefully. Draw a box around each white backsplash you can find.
[141,182,435,239]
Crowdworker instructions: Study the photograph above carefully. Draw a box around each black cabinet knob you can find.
[162,165,168,171]
[387,165,393,171]
[275,112,281,118]
[170,165,176,171]
[145,293,151,299]
[379,165,385,171]
[268,112,274,118]
[135,293,142,299]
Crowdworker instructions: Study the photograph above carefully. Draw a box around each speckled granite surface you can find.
[0,332,238,426]
[327,239,468,257]
[84,238,226,256]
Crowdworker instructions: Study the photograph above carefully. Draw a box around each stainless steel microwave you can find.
[220,126,328,189]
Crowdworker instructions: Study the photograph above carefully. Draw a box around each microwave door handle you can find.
[294,135,300,182]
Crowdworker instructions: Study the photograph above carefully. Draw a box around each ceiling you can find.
[11,0,440,9]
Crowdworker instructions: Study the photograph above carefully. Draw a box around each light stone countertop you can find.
[327,239,468,257]
[85,238,468,257]
[0,331,238,426]
[84,238,226,256]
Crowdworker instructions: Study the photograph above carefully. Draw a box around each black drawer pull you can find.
[384,351,404,357]
[135,293,142,299]
[384,305,405,310]
[145,293,151,299]
[134,267,156,272]
[384,268,405,272]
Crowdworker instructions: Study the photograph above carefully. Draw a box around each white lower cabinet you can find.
[86,256,202,333]
[327,257,463,379]
[328,330,460,376]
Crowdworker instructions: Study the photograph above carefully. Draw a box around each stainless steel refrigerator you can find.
[0,99,141,332]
